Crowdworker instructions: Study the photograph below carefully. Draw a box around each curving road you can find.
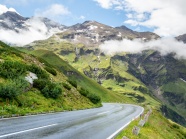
[0,103,143,139]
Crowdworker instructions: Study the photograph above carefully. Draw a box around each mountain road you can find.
[0,103,144,139]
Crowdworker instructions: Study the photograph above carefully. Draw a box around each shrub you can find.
[79,87,101,104]
[41,84,62,99]
[33,79,47,90]
[0,78,29,99]
[79,88,89,97]
[68,80,77,88]
[33,79,62,99]
[0,82,20,99]
[62,83,71,90]
[0,61,27,79]
[44,66,57,76]
[28,64,49,79]
[87,93,101,104]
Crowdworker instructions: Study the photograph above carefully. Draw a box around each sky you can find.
[0,0,186,59]
[1,0,186,37]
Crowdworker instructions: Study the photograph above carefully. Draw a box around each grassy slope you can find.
[25,37,186,138]
[21,49,128,103]
[116,109,186,139]
[0,42,99,117]
[161,79,186,117]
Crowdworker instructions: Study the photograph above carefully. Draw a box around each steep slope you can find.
[50,21,160,47]
[176,34,186,43]
[27,21,186,127]
[0,41,104,117]
[0,11,65,46]
[122,51,186,126]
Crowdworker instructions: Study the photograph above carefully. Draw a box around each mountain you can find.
[53,20,160,47]
[0,11,65,46]
[1,40,134,118]
[0,11,65,31]
[176,34,186,43]
[25,20,186,127]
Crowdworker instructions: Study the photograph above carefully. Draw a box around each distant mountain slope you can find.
[27,20,186,126]
[54,20,159,47]
[0,11,65,46]
[176,34,186,43]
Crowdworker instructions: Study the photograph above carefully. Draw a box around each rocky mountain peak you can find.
[176,34,186,43]
[0,11,27,22]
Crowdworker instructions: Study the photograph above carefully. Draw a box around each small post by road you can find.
[132,126,140,135]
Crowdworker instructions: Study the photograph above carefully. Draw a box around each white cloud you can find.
[0,4,17,15]
[35,4,70,20]
[79,15,85,20]
[0,17,61,46]
[94,0,186,36]
[99,38,186,59]
[94,0,124,10]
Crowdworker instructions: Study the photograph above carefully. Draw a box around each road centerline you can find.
[97,111,110,116]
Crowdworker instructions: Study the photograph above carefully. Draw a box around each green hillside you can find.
[0,41,104,117]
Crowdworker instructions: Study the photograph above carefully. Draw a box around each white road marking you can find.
[97,111,110,116]
[180,78,186,83]
[106,107,144,139]
[0,124,57,138]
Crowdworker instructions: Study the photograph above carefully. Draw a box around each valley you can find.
[0,6,186,138]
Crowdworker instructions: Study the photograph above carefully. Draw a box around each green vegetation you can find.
[62,82,71,90]
[0,41,102,117]
[116,109,186,139]
[33,79,62,99]
[27,49,128,103]
[68,79,77,88]
[79,88,101,104]
[44,66,57,76]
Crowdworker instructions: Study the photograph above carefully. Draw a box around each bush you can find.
[41,84,62,99]
[62,83,71,90]
[28,64,49,79]
[79,87,101,104]
[0,82,20,99]
[79,88,89,97]
[0,61,27,79]
[0,78,30,99]
[44,66,57,76]
[33,79,47,90]
[68,80,77,88]
[87,93,101,104]
[33,79,62,99]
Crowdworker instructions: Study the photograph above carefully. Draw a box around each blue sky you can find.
[0,0,149,31]
[1,0,186,36]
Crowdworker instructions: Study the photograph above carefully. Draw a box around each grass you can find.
[161,79,186,117]
[116,108,186,139]
[23,49,128,103]
[0,43,102,117]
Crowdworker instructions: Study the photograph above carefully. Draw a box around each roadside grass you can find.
[116,109,186,139]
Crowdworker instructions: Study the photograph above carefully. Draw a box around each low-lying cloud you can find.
[99,38,186,59]
[0,17,61,46]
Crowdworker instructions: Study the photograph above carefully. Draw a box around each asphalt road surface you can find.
[0,103,144,139]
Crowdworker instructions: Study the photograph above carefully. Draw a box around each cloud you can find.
[0,4,17,15]
[0,17,60,46]
[99,38,186,59]
[94,0,124,9]
[35,4,70,21]
[79,15,86,20]
[94,0,186,37]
